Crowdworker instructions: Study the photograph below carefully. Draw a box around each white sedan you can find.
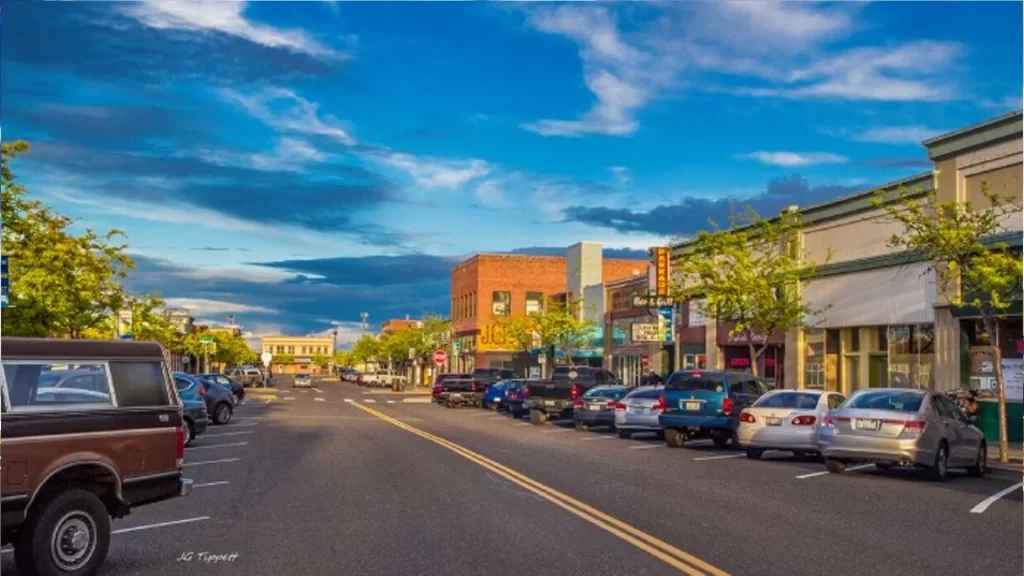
[736,389,847,459]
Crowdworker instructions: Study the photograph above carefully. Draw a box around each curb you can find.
[247,389,279,395]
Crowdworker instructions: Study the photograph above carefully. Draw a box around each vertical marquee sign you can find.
[1,256,9,308]
[654,247,671,297]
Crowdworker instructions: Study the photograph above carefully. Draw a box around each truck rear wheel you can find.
[664,428,685,448]
[15,489,111,576]
[529,409,548,426]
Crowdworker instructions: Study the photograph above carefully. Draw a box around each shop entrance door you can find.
[869,355,888,388]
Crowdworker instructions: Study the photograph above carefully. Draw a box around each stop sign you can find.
[433,349,447,365]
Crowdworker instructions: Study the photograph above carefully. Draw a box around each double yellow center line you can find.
[350,402,729,576]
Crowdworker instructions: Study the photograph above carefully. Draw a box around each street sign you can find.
[200,337,214,344]
[433,349,447,366]
[261,352,272,366]
[567,370,579,380]
[538,353,547,364]
[631,323,661,342]
[408,347,416,360]
[453,341,461,354]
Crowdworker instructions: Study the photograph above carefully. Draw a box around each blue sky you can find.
[3,1,1021,345]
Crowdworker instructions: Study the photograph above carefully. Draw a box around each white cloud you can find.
[123,1,340,60]
[314,320,367,349]
[609,166,629,184]
[381,153,491,189]
[474,180,512,208]
[164,298,278,316]
[219,87,356,145]
[735,151,849,167]
[851,125,946,145]
[192,137,327,173]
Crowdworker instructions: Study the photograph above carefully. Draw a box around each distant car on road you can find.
[294,373,313,388]
[737,389,845,459]
[361,369,405,388]
[818,388,988,481]
[526,366,621,425]
[228,366,264,387]
[342,369,360,382]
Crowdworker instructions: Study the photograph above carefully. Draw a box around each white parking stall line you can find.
[581,436,615,441]
[314,397,326,402]
[693,454,745,461]
[184,458,241,468]
[202,430,254,438]
[193,481,230,489]
[796,464,874,479]
[387,400,397,404]
[344,398,355,403]
[234,422,259,427]
[542,428,572,434]
[365,399,377,404]
[970,482,1024,514]
[0,517,213,554]
[630,444,665,450]
[516,423,531,427]
[283,396,296,401]
[187,442,248,451]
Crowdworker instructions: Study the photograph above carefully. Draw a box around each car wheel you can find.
[529,409,548,426]
[14,489,111,576]
[968,442,988,477]
[214,402,233,425]
[655,430,665,441]
[575,422,588,432]
[930,442,950,481]
[825,458,846,474]
[664,428,685,448]
[183,419,195,448]
[746,448,764,460]
[617,429,632,439]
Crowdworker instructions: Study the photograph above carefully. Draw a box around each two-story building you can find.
[260,335,336,374]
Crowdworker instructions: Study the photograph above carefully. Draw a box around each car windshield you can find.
[753,392,820,409]
[297,374,309,378]
[584,386,625,399]
[665,372,726,391]
[845,390,924,412]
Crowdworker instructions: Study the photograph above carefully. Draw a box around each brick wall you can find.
[475,255,567,320]
[601,259,649,284]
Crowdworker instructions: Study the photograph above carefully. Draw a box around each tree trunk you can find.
[986,318,1009,463]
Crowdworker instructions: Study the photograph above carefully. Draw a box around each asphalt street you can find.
[4,379,1021,576]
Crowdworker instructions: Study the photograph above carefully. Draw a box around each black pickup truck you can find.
[526,366,621,425]
[437,368,515,408]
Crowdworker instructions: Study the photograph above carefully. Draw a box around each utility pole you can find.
[360,312,369,336]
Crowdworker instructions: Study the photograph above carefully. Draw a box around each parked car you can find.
[181,398,209,447]
[361,369,406,388]
[573,385,630,431]
[38,367,110,394]
[658,370,770,448]
[1,338,192,576]
[614,385,666,439]
[342,369,360,382]
[436,376,479,408]
[737,389,846,459]
[483,380,512,410]
[174,372,234,425]
[197,373,245,405]
[294,373,313,388]
[432,372,471,402]
[818,388,988,480]
[228,366,264,387]
[526,366,621,425]
[505,380,530,418]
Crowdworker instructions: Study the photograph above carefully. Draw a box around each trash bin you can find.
[976,399,1024,443]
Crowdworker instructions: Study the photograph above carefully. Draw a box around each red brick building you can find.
[381,318,421,335]
[450,253,647,371]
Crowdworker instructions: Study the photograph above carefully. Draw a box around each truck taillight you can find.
[721,397,734,417]
[175,425,185,466]
[570,384,580,400]
[791,415,816,426]
[654,395,666,412]
[739,411,756,423]
[613,402,626,411]
[573,399,584,408]
[197,383,205,397]
[523,387,530,398]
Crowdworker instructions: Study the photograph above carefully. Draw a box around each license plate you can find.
[766,417,782,426]
[544,400,555,406]
[856,419,880,431]
[684,401,700,411]
[449,393,462,400]
[630,407,648,414]
[589,404,604,411]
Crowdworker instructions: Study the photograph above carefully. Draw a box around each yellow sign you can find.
[654,247,670,296]
[477,323,512,352]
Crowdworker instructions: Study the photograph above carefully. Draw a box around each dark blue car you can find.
[482,380,512,410]
[658,370,770,448]
[173,372,235,425]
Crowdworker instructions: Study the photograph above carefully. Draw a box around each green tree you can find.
[333,350,351,368]
[875,184,1023,463]
[1,141,135,338]
[536,297,597,368]
[272,354,295,367]
[349,335,382,367]
[311,353,330,369]
[672,208,828,378]
[494,314,536,352]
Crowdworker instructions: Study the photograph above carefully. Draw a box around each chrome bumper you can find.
[180,478,193,497]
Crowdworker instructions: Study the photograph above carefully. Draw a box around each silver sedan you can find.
[818,388,988,481]
[737,389,846,459]
[613,386,665,440]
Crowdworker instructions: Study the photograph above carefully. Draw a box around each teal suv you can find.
[657,370,771,448]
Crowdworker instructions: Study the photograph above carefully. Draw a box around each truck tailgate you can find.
[526,381,572,400]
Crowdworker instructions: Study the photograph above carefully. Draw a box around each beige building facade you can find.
[261,335,336,374]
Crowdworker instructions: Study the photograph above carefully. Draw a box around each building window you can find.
[287,346,295,355]
[526,292,544,315]
[803,329,826,390]
[887,324,934,388]
[492,291,511,316]
[848,329,860,353]
[276,345,284,354]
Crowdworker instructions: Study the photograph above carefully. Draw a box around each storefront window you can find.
[804,329,825,389]
[886,324,934,388]
[526,292,544,315]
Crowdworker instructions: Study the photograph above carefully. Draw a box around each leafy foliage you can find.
[494,296,597,367]
[672,208,828,376]
[874,184,1023,462]
[2,141,135,338]
[272,354,295,366]
[349,335,382,366]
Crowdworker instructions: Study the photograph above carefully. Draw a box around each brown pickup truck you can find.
[1,338,192,576]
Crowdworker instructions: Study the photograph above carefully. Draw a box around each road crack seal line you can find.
[349,402,728,576]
